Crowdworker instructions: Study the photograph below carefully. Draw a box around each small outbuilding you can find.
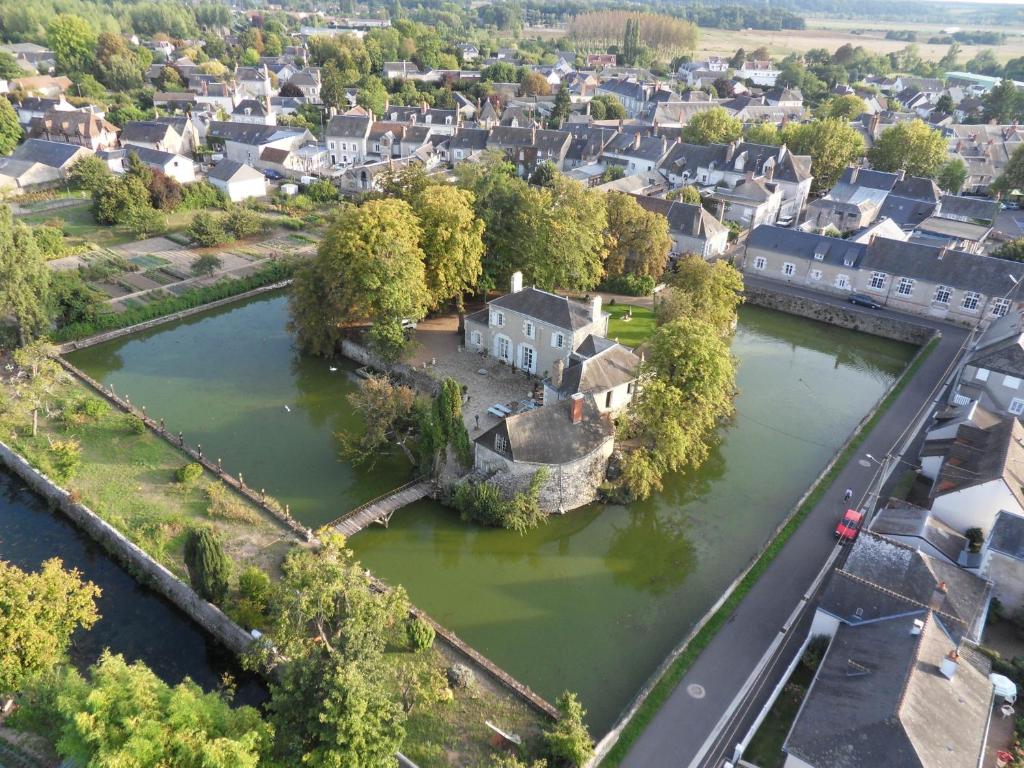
[207,158,267,202]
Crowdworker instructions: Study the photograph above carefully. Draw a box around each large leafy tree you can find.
[867,120,947,178]
[0,558,99,694]
[780,119,865,193]
[12,341,66,436]
[0,97,22,156]
[983,78,1024,124]
[0,206,50,346]
[604,192,671,279]
[47,14,97,75]
[994,144,1024,195]
[410,185,484,310]
[540,175,607,291]
[27,652,271,767]
[681,107,742,145]
[937,158,968,194]
[816,94,866,120]
[289,199,430,359]
[256,535,409,766]
[657,256,744,333]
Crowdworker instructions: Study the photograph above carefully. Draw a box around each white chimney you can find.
[552,358,564,388]
[591,294,602,322]
[940,650,959,680]
[910,619,924,636]
[510,271,523,293]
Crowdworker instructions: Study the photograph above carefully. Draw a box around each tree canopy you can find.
[779,119,865,193]
[681,107,743,145]
[604,192,671,280]
[867,119,947,178]
[411,186,484,310]
[0,205,50,347]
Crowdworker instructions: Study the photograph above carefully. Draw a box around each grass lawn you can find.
[607,303,656,348]
[743,661,815,768]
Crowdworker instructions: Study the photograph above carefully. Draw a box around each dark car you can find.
[835,509,864,543]
[848,293,882,310]
[262,168,284,180]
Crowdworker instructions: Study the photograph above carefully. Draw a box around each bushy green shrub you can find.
[180,181,227,210]
[452,469,548,534]
[238,566,271,606]
[176,462,204,484]
[224,206,266,239]
[406,616,435,652]
[183,528,231,604]
[205,482,259,523]
[123,414,147,434]
[75,397,108,419]
[49,439,82,483]
[33,225,66,259]
[186,211,231,247]
[447,664,474,689]
[304,178,339,203]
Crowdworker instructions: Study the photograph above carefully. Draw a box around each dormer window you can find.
[495,434,509,454]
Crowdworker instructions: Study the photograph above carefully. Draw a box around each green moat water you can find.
[69,292,915,732]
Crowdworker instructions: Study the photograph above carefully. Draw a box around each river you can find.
[68,292,915,731]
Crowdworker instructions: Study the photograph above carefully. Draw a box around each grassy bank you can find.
[599,334,940,766]
[0,371,549,767]
[53,259,297,342]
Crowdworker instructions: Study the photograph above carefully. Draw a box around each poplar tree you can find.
[184,528,231,605]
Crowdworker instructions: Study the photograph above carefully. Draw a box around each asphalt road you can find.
[619,283,971,768]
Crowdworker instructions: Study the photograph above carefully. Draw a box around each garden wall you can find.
[0,440,256,657]
[743,285,936,345]
[340,338,442,396]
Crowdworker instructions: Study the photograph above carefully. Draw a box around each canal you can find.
[68,292,915,732]
[0,469,266,706]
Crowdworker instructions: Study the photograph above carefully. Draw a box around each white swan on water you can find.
[284,405,291,412]
[329,366,338,372]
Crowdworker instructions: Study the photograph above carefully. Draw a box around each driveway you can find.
[618,285,970,768]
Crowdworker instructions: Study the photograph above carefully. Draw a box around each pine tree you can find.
[184,528,231,605]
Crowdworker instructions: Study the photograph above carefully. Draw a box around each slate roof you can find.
[475,396,613,464]
[486,126,571,154]
[860,238,1024,297]
[6,138,86,167]
[124,146,186,167]
[633,195,726,241]
[120,120,177,144]
[207,158,264,183]
[988,510,1024,561]
[601,132,671,163]
[746,225,867,268]
[870,499,968,564]
[659,140,730,177]
[938,194,1000,225]
[925,416,1024,513]
[326,113,371,138]
[818,531,991,643]
[383,105,457,125]
[207,121,305,146]
[488,287,600,332]
[784,612,992,768]
[557,342,639,396]
[232,99,269,116]
[838,166,900,191]
[449,127,489,152]
[573,334,617,359]
[970,324,1024,378]
[877,194,938,228]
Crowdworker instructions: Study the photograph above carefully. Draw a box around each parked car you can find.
[1002,201,1021,210]
[262,168,284,180]
[835,509,864,543]
[848,293,882,310]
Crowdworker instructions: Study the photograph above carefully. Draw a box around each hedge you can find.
[52,260,296,342]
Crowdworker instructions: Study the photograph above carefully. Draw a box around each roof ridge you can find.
[833,568,967,628]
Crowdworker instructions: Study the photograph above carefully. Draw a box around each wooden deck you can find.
[327,480,431,538]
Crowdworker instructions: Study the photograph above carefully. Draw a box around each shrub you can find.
[183,528,231,604]
[304,178,339,203]
[180,181,226,210]
[176,462,204,484]
[191,253,223,277]
[238,566,271,606]
[33,225,66,260]
[123,414,147,434]
[599,273,656,296]
[801,634,830,673]
[278,216,304,230]
[186,211,230,247]
[205,482,259,523]
[447,663,475,689]
[75,397,108,419]
[148,170,182,211]
[224,206,266,239]
[406,617,435,651]
[453,471,548,534]
[545,691,594,767]
[966,527,984,553]
[49,438,82,483]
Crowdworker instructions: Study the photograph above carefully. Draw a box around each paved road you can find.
[619,283,971,768]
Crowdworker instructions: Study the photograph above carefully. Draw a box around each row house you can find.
[325,110,373,166]
[742,225,1024,326]
[205,121,314,166]
[485,126,571,176]
[27,109,119,151]
[632,195,729,259]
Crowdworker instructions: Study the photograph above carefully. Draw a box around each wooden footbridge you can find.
[324,479,432,538]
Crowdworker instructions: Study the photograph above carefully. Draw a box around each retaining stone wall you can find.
[744,285,936,346]
[0,440,256,657]
[340,339,442,396]
[56,280,293,354]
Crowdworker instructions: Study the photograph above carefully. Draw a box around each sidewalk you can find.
[618,321,969,768]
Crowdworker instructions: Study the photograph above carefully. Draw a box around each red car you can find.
[835,509,864,543]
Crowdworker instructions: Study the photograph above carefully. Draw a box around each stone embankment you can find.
[0,440,256,657]
[744,285,936,345]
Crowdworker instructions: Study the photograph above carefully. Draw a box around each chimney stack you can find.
[910,618,924,636]
[634,132,641,150]
[940,650,959,680]
[850,165,859,185]
[726,141,736,162]
[510,271,523,293]
[552,358,564,388]
[897,168,906,182]
[591,294,602,322]
[570,392,585,424]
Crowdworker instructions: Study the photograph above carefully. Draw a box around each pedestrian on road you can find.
[844,488,854,503]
